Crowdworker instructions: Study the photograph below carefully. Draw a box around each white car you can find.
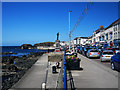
[100,50,115,62]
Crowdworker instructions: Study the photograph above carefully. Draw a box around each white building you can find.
[73,18,120,47]
[74,37,88,45]
[91,18,120,46]
[60,41,66,46]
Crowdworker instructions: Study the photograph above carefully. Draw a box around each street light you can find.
[69,11,72,51]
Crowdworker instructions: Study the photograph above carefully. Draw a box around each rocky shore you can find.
[1,52,44,90]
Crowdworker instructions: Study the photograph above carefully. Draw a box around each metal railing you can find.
[63,49,67,90]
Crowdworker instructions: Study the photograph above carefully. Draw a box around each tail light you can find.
[98,52,100,54]
[78,49,79,51]
[102,55,103,57]
[90,52,91,55]
[113,51,115,53]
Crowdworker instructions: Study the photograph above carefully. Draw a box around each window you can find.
[114,27,115,32]
[99,37,101,41]
[90,50,98,52]
[116,26,117,31]
[102,36,104,41]
[106,34,108,40]
[103,52,113,55]
[114,53,120,60]
[109,32,112,39]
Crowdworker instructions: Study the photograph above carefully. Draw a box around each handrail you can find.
[63,49,67,90]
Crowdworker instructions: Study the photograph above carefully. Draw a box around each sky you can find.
[2,2,118,46]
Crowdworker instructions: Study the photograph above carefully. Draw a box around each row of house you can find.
[73,18,120,47]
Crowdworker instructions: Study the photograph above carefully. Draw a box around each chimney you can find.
[105,26,106,29]
[99,25,103,29]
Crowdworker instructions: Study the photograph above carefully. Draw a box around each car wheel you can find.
[111,62,115,70]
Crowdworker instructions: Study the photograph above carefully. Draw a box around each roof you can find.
[74,37,88,40]
[88,36,92,39]
[74,37,79,40]
[105,18,120,30]
[80,37,88,39]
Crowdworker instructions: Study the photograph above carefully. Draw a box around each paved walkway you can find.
[46,62,61,88]
[69,54,119,89]
[10,54,48,89]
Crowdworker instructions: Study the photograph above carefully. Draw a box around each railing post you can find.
[63,49,67,90]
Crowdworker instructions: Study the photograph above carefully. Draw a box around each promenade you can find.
[67,54,119,89]
[11,54,48,89]
[10,53,62,89]
[9,52,119,89]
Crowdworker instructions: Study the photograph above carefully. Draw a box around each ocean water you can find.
[0,46,53,57]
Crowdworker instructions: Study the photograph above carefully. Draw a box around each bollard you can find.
[42,83,46,90]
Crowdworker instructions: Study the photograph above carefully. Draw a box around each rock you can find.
[20,44,33,49]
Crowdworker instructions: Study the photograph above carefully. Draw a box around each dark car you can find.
[83,46,92,56]
[103,43,108,49]
[79,46,84,54]
[112,47,120,54]
[106,47,113,51]
[111,53,120,72]
[77,46,80,53]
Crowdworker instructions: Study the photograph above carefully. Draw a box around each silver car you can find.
[100,50,115,62]
[87,49,100,58]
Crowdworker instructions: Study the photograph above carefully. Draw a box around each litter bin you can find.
[52,66,56,73]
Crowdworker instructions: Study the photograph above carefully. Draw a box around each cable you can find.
[70,1,94,34]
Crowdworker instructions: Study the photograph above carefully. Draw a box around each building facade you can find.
[73,18,120,47]
[91,18,120,46]
[74,37,88,45]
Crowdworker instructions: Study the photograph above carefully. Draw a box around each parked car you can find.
[112,47,120,54]
[77,46,80,53]
[103,43,108,50]
[83,46,92,56]
[111,53,120,71]
[100,50,115,62]
[79,46,84,54]
[96,46,102,52]
[106,47,113,50]
[87,49,100,58]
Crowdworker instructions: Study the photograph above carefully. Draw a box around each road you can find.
[69,53,119,89]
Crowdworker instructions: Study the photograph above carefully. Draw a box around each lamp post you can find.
[69,11,72,51]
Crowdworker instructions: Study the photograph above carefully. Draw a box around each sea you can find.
[0,46,54,57]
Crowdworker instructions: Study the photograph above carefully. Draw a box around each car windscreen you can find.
[113,48,120,50]
[90,50,98,52]
[103,52,113,55]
